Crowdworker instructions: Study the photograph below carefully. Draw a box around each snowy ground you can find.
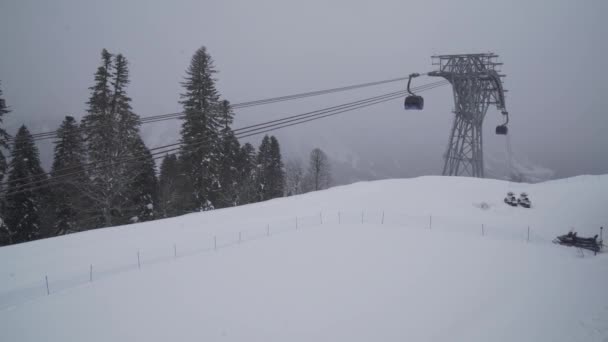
[1,175,607,341]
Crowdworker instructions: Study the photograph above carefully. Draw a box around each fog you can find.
[1,0,606,182]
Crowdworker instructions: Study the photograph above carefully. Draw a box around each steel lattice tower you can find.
[428,53,508,178]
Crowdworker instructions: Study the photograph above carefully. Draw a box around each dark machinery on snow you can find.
[504,192,517,206]
[554,228,604,255]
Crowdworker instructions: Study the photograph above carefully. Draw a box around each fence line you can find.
[1,209,605,308]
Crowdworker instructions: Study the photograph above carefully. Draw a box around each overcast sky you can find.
[0,0,606,181]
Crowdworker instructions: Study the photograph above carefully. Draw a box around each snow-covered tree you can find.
[268,136,284,198]
[0,81,11,184]
[255,135,284,201]
[126,137,157,223]
[158,154,181,218]
[216,100,241,207]
[4,126,47,243]
[236,142,257,205]
[0,81,12,244]
[285,158,304,196]
[178,46,222,211]
[80,50,143,227]
[304,148,331,192]
[49,116,87,235]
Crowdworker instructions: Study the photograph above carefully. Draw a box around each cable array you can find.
[7,76,412,143]
[1,80,448,197]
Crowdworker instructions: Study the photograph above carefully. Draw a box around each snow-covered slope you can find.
[1,175,607,341]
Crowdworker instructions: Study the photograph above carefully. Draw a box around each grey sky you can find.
[0,0,606,181]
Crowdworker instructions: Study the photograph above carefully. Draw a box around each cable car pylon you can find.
[404,53,510,178]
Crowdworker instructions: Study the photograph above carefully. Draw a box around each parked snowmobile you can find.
[517,192,531,208]
[553,231,603,254]
[504,192,517,206]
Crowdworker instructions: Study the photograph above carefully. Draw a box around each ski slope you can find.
[1,175,607,341]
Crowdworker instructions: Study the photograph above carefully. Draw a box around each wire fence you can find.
[0,210,605,310]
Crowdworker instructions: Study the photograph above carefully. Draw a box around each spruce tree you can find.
[216,100,241,207]
[49,116,87,235]
[178,46,222,211]
[0,81,10,184]
[5,126,46,243]
[158,154,180,217]
[267,136,285,199]
[0,81,12,244]
[236,142,258,204]
[255,135,272,201]
[81,50,143,227]
[126,137,157,223]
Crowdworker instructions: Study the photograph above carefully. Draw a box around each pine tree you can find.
[126,137,157,223]
[236,142,258,204]
[267,136,285,199]
[216,100,241,207]
[255,135,272,201]
[5,126,47,243]
[49,116,87,235]
[178,46,222,211]
[0,81,11,184]
[81,50,143,227]
[158,154,181,218]
[0,81,12,244]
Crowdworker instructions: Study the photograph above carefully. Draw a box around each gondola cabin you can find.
[404,95,424,110]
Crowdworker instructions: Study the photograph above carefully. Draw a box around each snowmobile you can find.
[504,192,517,206]
[517,192,531,208]
[553,231,603,254]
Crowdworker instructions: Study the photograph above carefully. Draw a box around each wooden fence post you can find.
[45,275,50,295]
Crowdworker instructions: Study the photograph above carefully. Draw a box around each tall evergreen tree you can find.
[236,142,258,205]
[49,116,87,235]
[178,46,222,211]
[255,135,272,201]
[127,137,157,223]
[0,81,11,184]
[267,136,285,198]
[0,81,12,243]
[158,154,181,218]
[216,100,241,207]
[81,50,143,227]
[5,126,46,243]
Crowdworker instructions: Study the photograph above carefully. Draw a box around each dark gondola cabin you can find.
[404,95,424,110]
[495,125,508,135]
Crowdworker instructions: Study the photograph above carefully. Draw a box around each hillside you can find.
[1,175,607,341]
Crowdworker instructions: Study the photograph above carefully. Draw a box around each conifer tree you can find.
[5,126,46,243]
[81,50,143,227]
[126,137,157,223]
[158,153,180,217]
[49,116,87,235]
[178,46,222,211]
[255,135,272,201]
[267,136,285,198]
[236,142,257,204]
[216,100,241,207]
[0,81,12,243]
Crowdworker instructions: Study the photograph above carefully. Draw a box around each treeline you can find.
[0,47,292,246]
